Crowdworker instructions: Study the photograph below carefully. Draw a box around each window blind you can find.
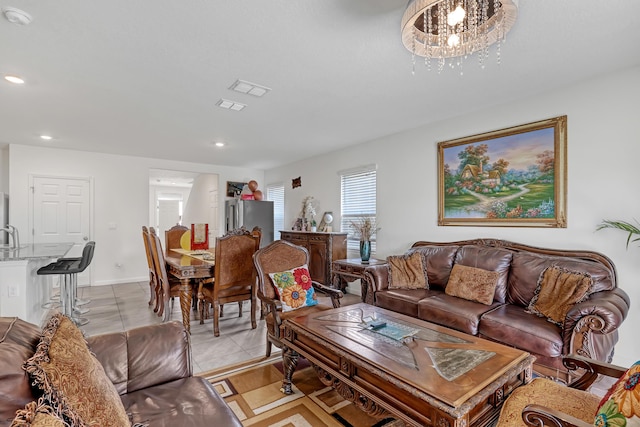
[340,166,377,252]
[266,183,285,240]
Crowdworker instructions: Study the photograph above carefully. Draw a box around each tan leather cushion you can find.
[11,397,67,427]
[496,378,599,427]
[445,264,499,305]
[527,266,592,325]
[387,252,427,290]
[24,314,131,426]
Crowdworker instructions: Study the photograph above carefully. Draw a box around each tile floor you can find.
[75,281,361,375]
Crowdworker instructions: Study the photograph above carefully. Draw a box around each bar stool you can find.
[37,241,95,326]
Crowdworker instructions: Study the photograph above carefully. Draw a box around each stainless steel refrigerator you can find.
[225,199,274,248]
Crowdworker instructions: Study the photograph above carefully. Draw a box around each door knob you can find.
[83,236,89,241]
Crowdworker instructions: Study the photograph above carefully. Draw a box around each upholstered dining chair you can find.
[149,226,182,322]
[142,226,158,310]
[495,354,632,427]
[165,224,189,252]
[197,228,260,336]
[253,240,344,357]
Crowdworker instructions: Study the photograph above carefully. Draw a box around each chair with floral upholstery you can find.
[495,354,638,426]
[252,239,344,358]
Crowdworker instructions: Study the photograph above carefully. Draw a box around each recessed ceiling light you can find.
[229,79,271,97]
[2,7,32,25]
[216,98,246,112]
[215,142,224,147]
[40,135,53,140]
[4,75,25,84]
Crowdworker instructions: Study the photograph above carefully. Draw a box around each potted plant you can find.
[596,219,640,249]
[348,216,380,263]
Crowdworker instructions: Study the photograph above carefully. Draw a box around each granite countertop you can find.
[0,243,74,262]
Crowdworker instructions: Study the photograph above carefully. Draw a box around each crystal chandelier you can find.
[401,0,518,74]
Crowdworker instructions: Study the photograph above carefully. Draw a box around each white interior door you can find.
[31,176,92,285]
[157,199,180,247]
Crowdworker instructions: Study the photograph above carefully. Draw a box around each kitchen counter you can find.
[0,242,75,325]
[0,242,74,261]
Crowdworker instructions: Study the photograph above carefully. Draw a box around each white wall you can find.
[0,146,8,194]
[265,65,640,367]
[8,144,263,286]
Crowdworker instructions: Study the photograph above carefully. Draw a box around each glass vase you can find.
[359,240,371,263]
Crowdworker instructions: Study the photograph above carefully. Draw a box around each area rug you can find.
[203,357,403,427]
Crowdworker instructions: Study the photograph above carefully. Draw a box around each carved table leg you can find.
[281,346,299,395]
[179,279,192,333]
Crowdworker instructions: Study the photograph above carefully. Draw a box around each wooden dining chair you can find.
[253,240,343,357]
[165,224,189,252]
[197,228,260,336]
[142,226,158,310]
[149,226,182,322]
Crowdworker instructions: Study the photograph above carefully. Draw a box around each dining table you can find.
[164,248,215,333]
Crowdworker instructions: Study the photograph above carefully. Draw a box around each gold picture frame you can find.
[438,116,567,228]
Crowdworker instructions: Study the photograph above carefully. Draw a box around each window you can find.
[340,165,377,252]
[266,183,285,240]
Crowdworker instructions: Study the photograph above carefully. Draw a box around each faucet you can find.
[0,225,19,249]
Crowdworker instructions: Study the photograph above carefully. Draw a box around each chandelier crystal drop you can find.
[401,0,518,74]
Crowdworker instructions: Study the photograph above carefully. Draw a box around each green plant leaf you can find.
[596,219,640,249]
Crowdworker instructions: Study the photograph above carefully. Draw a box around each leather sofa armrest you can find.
[564,288,630,335]
[87,321,192,395]
[362,264,389,305]
[561,288,630,360]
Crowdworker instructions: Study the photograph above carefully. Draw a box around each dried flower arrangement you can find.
[348,216,380,241]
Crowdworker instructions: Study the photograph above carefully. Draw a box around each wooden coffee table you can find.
[281,303,534,427]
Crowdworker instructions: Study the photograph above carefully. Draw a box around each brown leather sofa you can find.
[0,317,242,426]
[363,238,630,382]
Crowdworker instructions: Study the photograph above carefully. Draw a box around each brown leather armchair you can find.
[253,240,343,357]
[496,354,627,427]
[197,229,260,336]
[0,317,242,426]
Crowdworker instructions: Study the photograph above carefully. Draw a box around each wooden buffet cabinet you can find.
[279,231,347,286]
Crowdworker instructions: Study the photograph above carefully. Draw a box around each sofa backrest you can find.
[411,238,617,306]
[454,245,513,303]
[507,252,616,307]
[0,317,41,425]
[407,245,459,289]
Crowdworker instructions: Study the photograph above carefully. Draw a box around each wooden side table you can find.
[332,258,386,304]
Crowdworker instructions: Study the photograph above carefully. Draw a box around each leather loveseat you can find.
[0,317,241,426]
[363,238,630,382]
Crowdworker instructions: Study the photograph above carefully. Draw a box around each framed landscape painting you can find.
[438,116,567,227]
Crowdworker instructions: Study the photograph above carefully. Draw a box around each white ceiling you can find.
[1,1,639,170]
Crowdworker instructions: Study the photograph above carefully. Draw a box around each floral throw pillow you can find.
[268,264,318,312]
[594,361,640,426]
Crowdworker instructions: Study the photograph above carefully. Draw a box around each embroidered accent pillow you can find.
[11,397,67,427]
[387,252,428,290]
[445,264,499,305]
[269,264,318,312]
[527,266,592,326]
[23,314,132,427]
[594,360,640,426]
